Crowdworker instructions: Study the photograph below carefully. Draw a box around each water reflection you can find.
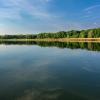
[0,42,100,100]
[0,41,100,51]
[16,88,89,100]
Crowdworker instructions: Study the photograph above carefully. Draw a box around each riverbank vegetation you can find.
[0,28,100,40]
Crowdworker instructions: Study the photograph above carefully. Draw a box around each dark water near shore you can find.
[0,42,100,100]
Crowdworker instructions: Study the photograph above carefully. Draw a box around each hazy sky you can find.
[0,0,100,34]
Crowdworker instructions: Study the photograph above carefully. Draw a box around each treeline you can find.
[0,28,100,39]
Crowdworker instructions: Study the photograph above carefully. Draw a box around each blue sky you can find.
[0,0,100,34]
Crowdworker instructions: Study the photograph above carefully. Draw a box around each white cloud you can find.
[0,0,55,20]
[83,4,100,20]
[84,4,100,11]
[0,0,85,34]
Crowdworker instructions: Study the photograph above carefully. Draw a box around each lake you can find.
[0,42,100,100]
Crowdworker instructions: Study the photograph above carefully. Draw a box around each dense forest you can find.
[0,28,100,39]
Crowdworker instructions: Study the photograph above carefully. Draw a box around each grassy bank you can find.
[0,38,100,42]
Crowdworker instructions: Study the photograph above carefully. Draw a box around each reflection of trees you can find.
[88,43,92,50]
[37,42,100,51]
[0,41,100,51]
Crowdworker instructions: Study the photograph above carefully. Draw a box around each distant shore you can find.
[0,38,100,42]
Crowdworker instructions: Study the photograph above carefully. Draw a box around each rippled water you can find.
[0,42,100,100]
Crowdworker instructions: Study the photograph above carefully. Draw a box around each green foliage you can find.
[0,28,100,39]
[88,30,93,38]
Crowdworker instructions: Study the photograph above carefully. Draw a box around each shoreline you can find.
[0,38,100,42]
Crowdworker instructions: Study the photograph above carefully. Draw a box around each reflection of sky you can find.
[0,45,100,100]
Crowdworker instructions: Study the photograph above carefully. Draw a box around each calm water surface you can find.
[0,42,100,100]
